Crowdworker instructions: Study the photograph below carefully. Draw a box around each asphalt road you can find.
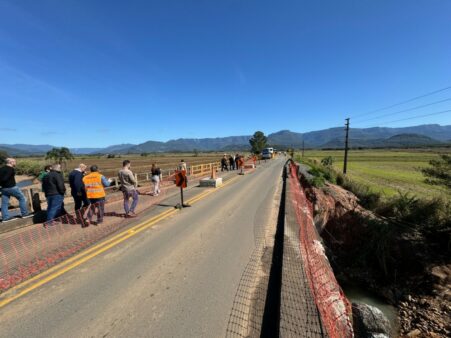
[0,158,286,338]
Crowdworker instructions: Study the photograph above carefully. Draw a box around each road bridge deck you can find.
[0,157,328,337]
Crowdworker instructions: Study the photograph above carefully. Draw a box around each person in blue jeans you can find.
[42,164,67,223]
[0,158,32,222]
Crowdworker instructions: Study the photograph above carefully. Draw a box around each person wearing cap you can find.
[68,163,90,211]
[82,165,111,225]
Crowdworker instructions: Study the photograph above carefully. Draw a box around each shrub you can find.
[376,192,418,219]
[359,217,396,276]
[341,178,381,210]
[300,159,448,244]
[308,166,323,177]
[0,150,8,166]
[421,154,451,189]
[378,193,451,234]
[307,166,324,186]
[336,173,345,186]
[311,176,326,187]
[15,160,48,177]
[322,167,337,184]
[321,156,334,166]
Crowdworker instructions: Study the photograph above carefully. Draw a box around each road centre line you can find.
[0,174,241,309]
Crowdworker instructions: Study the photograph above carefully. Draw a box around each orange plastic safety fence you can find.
[288,162,354,338]
[0,170,226,292]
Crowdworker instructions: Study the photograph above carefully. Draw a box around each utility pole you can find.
[302,140,305,158]
[343,118,350,174]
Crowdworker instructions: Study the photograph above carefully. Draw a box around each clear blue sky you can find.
[0,0,450,147]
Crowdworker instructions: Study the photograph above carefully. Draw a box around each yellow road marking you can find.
[0,174,241,308]
[0,208,176,294]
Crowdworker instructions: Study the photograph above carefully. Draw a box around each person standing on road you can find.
[83,165,111,225]
[221,155,229,172]
[42,164,67,223]
[68,163,90,211]
[252,154,257,167]
[0,158,32,222]
[37,165,52,191]
[118,160,139,218]
[229,154,235,170]
[178,159,187,172]
[151,163,162,196]
[235,154,240,171]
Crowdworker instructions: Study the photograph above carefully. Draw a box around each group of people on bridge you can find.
[1,155,254,226]
[0,158,168,226]
[221,153,255,172]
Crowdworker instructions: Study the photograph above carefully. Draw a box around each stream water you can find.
[17,179,34,188]
[343,283,399,336]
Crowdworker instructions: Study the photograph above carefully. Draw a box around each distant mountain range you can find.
[1,124,450,156]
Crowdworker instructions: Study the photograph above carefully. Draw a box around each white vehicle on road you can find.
[261,147,274,159]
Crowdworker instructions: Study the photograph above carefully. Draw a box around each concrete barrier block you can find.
[199,177,223,188]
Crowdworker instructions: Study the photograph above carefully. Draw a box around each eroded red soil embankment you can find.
[300,178,450,337]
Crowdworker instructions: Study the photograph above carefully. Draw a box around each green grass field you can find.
[298,149,450,199]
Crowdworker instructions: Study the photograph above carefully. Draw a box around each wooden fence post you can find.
[23,188,33,212]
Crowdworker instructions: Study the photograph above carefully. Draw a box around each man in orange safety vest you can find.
[82,165,111,225]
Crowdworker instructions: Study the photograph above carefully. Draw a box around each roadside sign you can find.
[175,170,187,188]
[174,170,190,208]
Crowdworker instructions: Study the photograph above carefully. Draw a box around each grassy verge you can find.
[295,154,450,277]
[298,149,449,198]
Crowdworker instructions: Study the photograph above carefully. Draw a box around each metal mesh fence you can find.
[226,161,276,337]
[227,161,328,337]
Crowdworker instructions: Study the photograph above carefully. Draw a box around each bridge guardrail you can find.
[1,161,222,216]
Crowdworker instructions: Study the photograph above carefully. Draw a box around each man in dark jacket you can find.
[221,155,229,172]
[235,154,240,171]
[229,155,235,170]
[0,158,31,222]
[43,164,66,222]
[68,163,89,211]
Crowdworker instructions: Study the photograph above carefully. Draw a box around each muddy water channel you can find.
[17,179,34,188]
[342,283,400,336]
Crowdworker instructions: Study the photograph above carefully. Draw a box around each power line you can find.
[352,97,451,125]
[360,108,451,128]
[350,85,451,119]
